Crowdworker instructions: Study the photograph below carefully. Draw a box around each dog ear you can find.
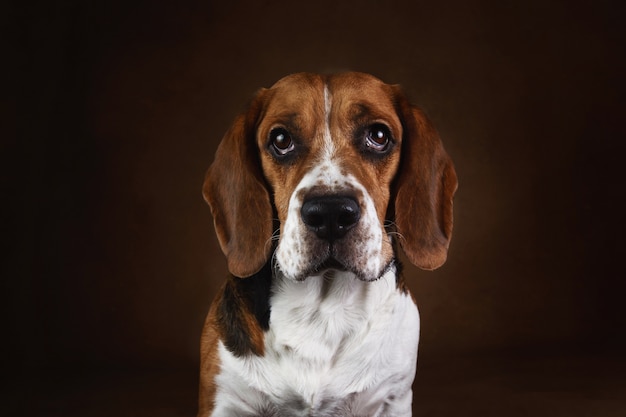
[392,90,458,270]
[203,90,274,278]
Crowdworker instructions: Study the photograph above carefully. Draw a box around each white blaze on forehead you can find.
[322,85,335,162]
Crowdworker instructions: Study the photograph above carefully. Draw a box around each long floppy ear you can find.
[203,90,274,278]
[393,91,458,270]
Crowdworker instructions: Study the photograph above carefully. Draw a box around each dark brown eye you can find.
[269,128,295,155]
[365,124,391,152]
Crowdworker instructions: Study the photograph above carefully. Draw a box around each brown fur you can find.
[392,90,458,270]
[197,301,221,416]
[202,95,274,278]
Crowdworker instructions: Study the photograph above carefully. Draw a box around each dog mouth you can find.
[292,255,346,281]
[293,253,393,282]
[315,257,347,273]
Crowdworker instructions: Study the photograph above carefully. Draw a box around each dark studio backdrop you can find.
[4,0,625,415]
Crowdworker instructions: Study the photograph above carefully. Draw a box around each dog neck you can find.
[267,264,400,363]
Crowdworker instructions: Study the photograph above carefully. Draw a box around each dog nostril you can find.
[301,196,361,241]
[303,207,325,228]
[337,204,359,228]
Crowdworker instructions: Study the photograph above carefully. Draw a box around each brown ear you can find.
[203,90,274,278]
[393,93,458,270]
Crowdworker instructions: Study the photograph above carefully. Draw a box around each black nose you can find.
[301,196,361,241]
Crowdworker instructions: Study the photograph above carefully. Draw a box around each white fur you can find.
[322,85,334,160]
[212,267,420,416]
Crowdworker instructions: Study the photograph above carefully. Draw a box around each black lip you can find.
[293,256,396,282]
[295,257,347,280]
[317,257,347,272]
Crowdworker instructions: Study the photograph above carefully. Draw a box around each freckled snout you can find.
[300,196,361,242]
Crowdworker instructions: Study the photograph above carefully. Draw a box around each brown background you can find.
[4,0,626,415]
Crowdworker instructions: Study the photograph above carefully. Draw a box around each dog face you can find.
[257,73,403,281]
[204,72,457,280]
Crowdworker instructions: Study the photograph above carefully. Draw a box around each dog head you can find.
[203,72,457,280]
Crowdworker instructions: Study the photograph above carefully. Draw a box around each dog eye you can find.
[269,128,295,155]
[365,124,391,152]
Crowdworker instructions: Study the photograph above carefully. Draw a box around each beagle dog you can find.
[199,72,457,416]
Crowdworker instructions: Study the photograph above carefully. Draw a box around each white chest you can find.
[213,269,420,416]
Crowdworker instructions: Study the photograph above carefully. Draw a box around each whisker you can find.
[384,220,398,233]
[270,228,281,241]
[386,230,404,238]
[386,230,405,244]
[264,228,281,255]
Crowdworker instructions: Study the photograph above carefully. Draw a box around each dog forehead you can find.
[266,72,394,106]
[259,74,326,134]
[268,71,388,91]
[261,72,398,132]
[326,72,393,98]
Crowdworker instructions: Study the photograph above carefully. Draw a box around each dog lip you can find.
[293,256,347,281]
[317,257,346,272]
[290,256,394,282]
